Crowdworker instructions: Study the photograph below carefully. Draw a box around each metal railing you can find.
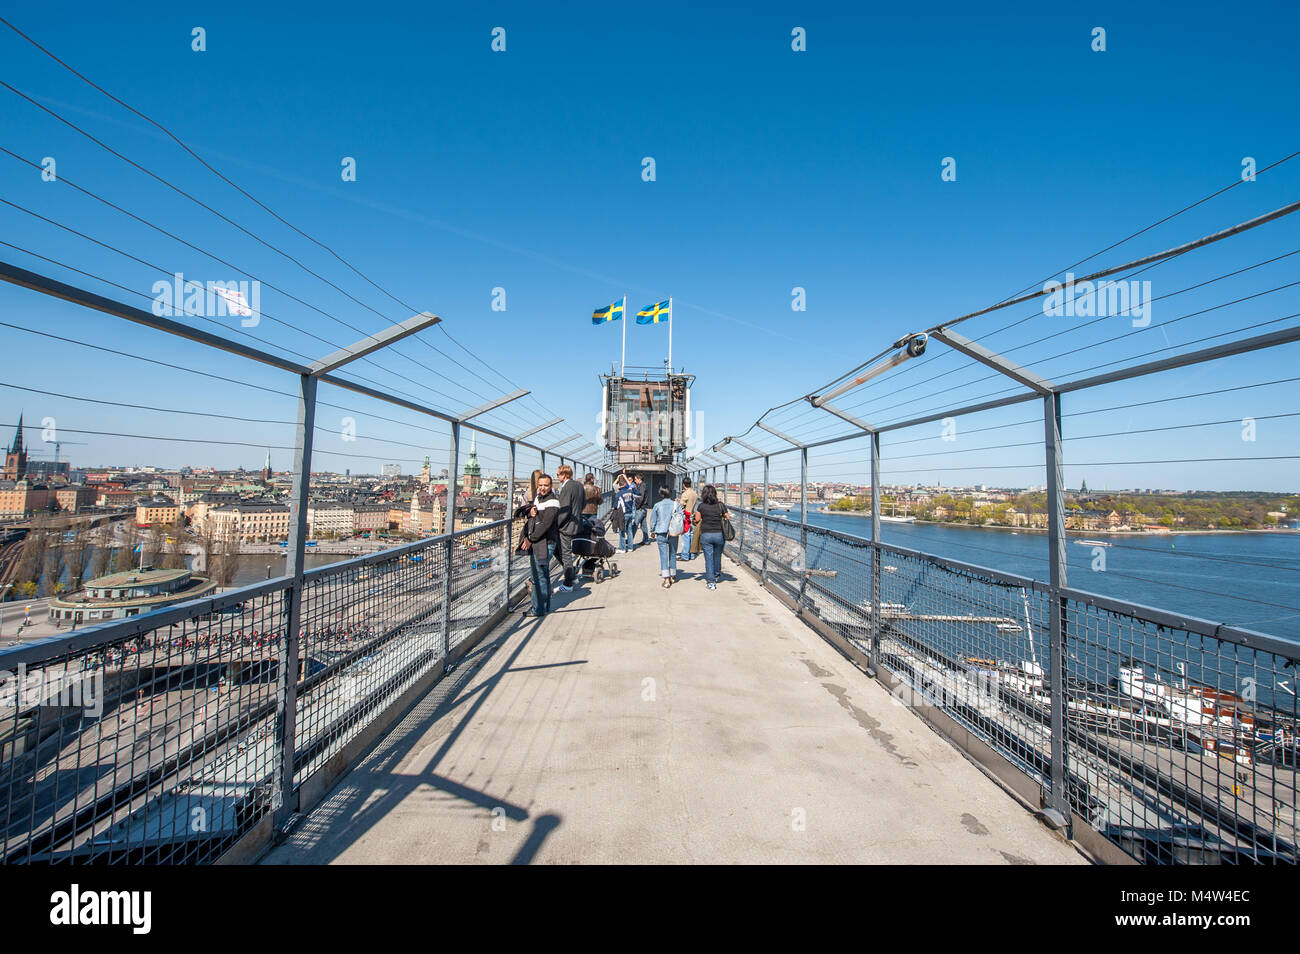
[0,241,619,863]
[0,515,525,863]
[729,506,1300,864]
[685,192,1300,863]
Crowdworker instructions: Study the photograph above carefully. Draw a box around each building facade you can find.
[307,503,354,539]
[54,485,97,513]
[0,479,51,516]
[47,567,218,624]
[135,497,180,527]
[207,501,291,542]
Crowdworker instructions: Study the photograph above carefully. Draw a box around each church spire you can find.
[463,433,481,491]
[4,411,27,481]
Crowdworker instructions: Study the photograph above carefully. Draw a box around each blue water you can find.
[766,508,1300,644]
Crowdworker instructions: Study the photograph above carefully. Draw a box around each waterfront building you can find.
[387,503,407,532]
[307,502,355,539]
[408,490,443,535]
[135,497,180,528]
[47,567,217,624]
[207,501,291,542]
[353,503,388,534]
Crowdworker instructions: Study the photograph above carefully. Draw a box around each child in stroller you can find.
[572,514,619,583]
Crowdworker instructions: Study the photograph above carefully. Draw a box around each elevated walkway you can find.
[262,543,1084,865]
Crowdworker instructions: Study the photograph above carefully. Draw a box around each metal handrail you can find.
[0,516,523,670]
[735,505,1299,661]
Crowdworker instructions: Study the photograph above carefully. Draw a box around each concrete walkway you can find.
[263,541,1086,865]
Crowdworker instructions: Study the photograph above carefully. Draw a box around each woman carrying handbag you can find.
[691,484,730,590]
[647,487,685,587]
[517,470,561,618]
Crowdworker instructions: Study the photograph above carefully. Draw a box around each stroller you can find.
[572,515,619,583]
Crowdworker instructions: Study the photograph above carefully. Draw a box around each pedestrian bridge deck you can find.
[262,544,1085,865]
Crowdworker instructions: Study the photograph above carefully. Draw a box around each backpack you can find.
[668,503,685,537]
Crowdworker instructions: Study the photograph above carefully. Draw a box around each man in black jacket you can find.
[631,474,649,545]
[554,464,585,589]
[524,474,562,617]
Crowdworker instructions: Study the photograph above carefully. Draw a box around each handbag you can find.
[721,507,735,542]
[668,503,685,537]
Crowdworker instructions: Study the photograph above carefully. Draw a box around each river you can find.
[766,508,1300,644]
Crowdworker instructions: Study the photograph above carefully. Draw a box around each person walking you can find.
[520,472,561,618]
[678,478,698,562]
[582,473,601,522]
[692,483,729,590]
[615,472,638,552]
[608,474,626,540]
[631,474,649,545]
[647,487,684,587]
[553,464,585,591]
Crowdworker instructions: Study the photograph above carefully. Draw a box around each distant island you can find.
[824,490,1299,532]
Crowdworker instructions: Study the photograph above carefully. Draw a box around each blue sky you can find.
[1,1,1298,490]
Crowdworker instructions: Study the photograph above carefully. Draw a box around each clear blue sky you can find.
[2,1,1298,490]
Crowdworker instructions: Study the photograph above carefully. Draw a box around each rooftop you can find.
[85,567,191,589]
[263,545,1082,865]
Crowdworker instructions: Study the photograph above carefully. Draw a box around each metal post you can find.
[761,455,770,586]
[1044,391,1070,827]
[442,421,461,661]
[870,431,882,666]
[275,372,316,825]
[798,447,808,608]
[724,463,729,511]
[738,459,746,561]
[505,440,516,605]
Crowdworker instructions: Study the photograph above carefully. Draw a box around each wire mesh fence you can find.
[729,506,1300,864]
[0,580,288,863]
[1061,589,1299,863]
[0,517,519,864]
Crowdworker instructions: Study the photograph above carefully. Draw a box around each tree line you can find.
[4,513,246,600]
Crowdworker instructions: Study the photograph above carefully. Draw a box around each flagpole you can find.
[620,295,627,376]
[667,297,673,374]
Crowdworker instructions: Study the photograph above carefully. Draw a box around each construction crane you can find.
[29,438,88,478]
[51,439,88,468]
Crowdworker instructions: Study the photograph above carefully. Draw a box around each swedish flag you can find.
[591,299,625,325]
[636,300,671,325]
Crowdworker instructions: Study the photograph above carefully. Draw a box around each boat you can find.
[1116,662,1261,754]
[1076,539,1113,547]
[880,515,916,524]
